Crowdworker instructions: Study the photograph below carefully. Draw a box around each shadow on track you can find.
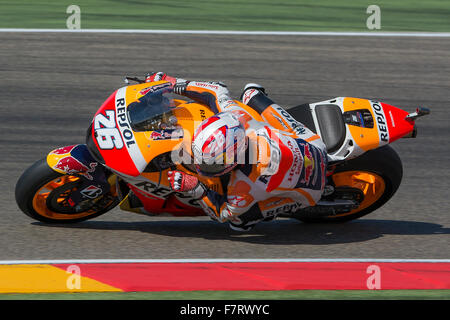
[32,218,450,245]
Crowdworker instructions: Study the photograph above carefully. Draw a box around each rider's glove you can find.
[145,72,177,86]
[145,72,188,94]
[167,170,206,199]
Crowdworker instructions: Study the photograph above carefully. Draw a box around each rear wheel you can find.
[296,145,403,223]
[15,158,119,223]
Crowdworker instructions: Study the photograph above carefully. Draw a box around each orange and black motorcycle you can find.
[15,77,429,225]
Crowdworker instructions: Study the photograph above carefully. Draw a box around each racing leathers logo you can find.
[272,105,306,136]
[227,181,254,208]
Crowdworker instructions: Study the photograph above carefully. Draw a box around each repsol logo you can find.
[134,181,199,205]
[116,97,137,148]
[372,102,389,143]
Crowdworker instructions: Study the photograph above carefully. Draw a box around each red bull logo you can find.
[150,129,184,141]
[48,145,97,180]
[51,145,76,155]
[302,143,315,185]
[150,131,164,140]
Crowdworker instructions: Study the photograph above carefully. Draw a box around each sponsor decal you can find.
[150,128,184,141]
[94,91,138,150]
[227,181,254,208]
[133,180,198,205]
[287,140,303,183]
[272,113,290,130]
[53,157,97,180]
[114,87,148,174]
[299,142,315,186]
[51,145,76,155]
[371,101,390,143]
[294,141,326,190]
[227,195,249,208]
[273,105,306,135]
[50,145,98,180]
[191,82,220,90]
[264,201,302,216]
[80,185,103,199]
[134,180,172,198]
[242,88,258,105]
[263,198,285,208]
[389,110,396,128]
[220,99,238,110]
[115,96,137,149]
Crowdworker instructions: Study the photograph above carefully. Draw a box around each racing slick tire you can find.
[15,158,119,224]
[296,145,403,223]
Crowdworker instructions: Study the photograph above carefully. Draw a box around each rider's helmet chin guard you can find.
[192,112,247,177]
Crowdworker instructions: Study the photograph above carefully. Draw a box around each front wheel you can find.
[296,145,403,223]
[15,158,119,223]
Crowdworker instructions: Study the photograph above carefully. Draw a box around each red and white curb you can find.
[1,259,449,293]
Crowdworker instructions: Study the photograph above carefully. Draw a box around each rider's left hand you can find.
[145,72,177,86]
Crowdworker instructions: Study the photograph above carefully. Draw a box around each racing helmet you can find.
[192,112,247,177]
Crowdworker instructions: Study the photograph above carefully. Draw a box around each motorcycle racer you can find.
[146,72,327,231]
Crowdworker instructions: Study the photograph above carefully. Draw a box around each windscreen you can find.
[127,90,178,132]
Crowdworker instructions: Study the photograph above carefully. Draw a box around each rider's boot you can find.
[228,221,255,232]
[240,83,273,111]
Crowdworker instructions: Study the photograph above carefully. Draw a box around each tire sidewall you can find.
[15,158,117,223]
[298,145,403,223]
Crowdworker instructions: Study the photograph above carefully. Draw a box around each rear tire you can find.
[297,145,403,223]
[15,158,118,223]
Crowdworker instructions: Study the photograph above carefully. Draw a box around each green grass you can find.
[1,290,449,300]
[0,0,449,31]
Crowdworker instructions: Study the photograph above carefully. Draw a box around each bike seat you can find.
[289,103,346,153]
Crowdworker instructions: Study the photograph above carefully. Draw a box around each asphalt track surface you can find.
[0,33,449,260]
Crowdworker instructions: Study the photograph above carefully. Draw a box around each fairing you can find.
[86,81,215,177]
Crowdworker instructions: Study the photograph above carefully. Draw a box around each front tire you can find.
[15,158,119,223]
[297,145,403,223]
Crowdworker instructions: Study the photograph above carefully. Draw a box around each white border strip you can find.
[1,258,449,264]
[1,29,450,37]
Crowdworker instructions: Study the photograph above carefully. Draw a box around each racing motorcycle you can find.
[15,77,430,225]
